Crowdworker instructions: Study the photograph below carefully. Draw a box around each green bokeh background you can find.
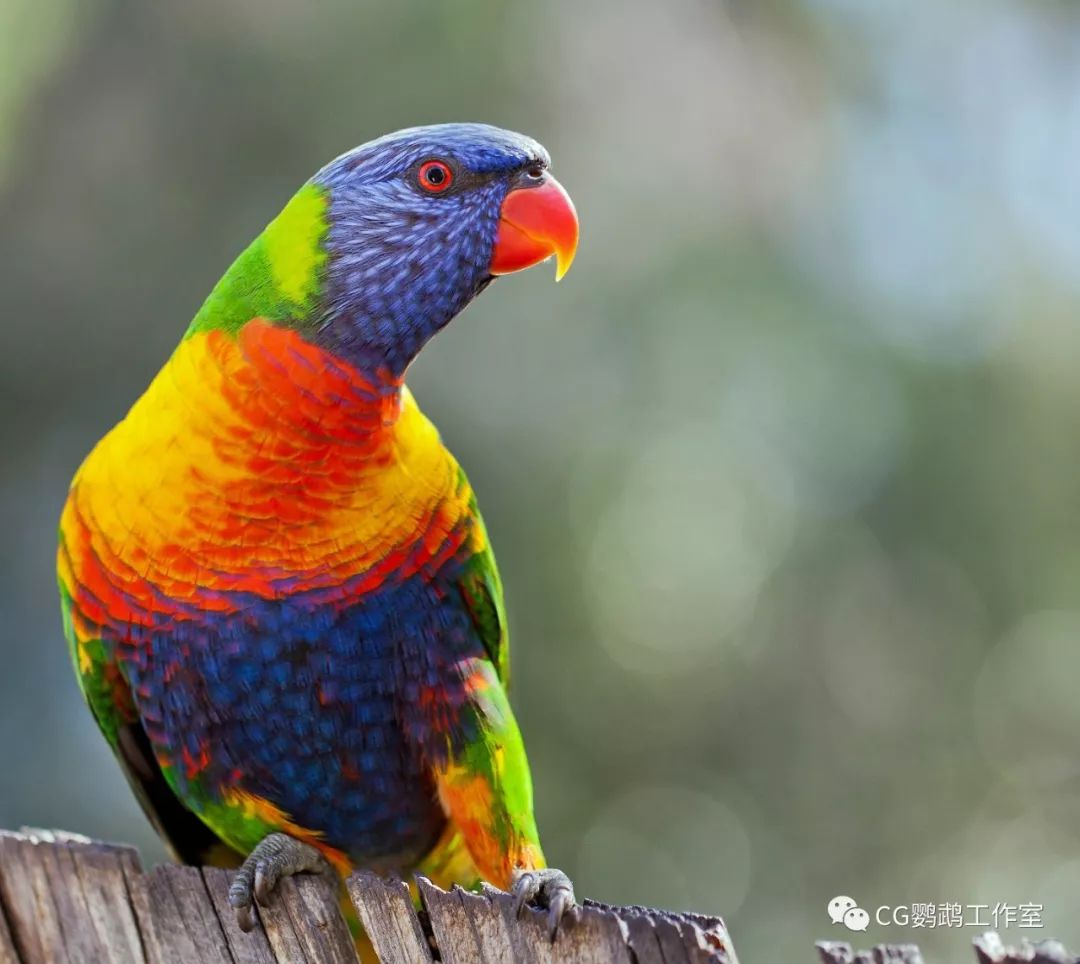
[3,1,1080,958]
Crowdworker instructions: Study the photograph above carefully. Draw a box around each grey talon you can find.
[234,903,256,934]
[510,867,576,940]
[228,832,331,932]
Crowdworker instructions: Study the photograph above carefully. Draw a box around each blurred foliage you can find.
[3,0,1080,958]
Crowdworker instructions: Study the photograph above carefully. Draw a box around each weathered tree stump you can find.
[972,931,1080,963]
[816,936,1080,964]
[0,829,737,962]
[817,942,926,963]
[0,829,1072,962]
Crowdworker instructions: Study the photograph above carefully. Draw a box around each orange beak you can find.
[489,174,579,281]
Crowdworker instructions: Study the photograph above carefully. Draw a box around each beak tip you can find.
[490,173,579,282]
[554,242,577,283]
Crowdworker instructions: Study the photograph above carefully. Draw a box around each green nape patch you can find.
[263,182,330,304]
[186,183,330,338]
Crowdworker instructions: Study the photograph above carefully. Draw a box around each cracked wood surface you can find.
[0,829,737,963]
[0,829,1067,963]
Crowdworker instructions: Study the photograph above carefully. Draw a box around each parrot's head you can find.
[309,122,579,374]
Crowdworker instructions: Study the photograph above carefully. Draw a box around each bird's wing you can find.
[114,720,238,867]
[457,514,510,685]
[422,509,552,888]
[57,582,232,867]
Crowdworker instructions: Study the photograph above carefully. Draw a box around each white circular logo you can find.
[827,895,857,925]
[828,895,870,932]
[844,907,870,932]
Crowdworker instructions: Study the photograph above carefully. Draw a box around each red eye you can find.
[418,160,453,193]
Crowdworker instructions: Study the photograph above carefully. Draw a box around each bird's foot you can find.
[511,867,576,941]
[228,832,333,932]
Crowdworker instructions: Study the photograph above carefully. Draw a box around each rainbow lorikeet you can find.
[56,123,579,935]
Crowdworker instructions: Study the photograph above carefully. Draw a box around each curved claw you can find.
[229,858,261,933]
[512,870,537,920]
[545,884,574,941]
[234,901,257,934]
[227,832,331,933]
[510,867,576,941]
[254,864,275,905]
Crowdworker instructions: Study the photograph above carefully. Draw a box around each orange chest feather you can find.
[59,322,481,609]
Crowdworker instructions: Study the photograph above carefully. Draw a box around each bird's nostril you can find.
[526,165,544,180]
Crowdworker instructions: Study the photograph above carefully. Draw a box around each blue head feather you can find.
[311,123,549,376]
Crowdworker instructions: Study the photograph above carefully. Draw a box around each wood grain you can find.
[0,904,17,964]
[5,826,1080,962]
[274,875,358,964]
[143,864,231,964]
[201,868,276,964]
[70,842,147,963]
[346,872,432,964]
[973,930,1079,963]
[0,831,71,964]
